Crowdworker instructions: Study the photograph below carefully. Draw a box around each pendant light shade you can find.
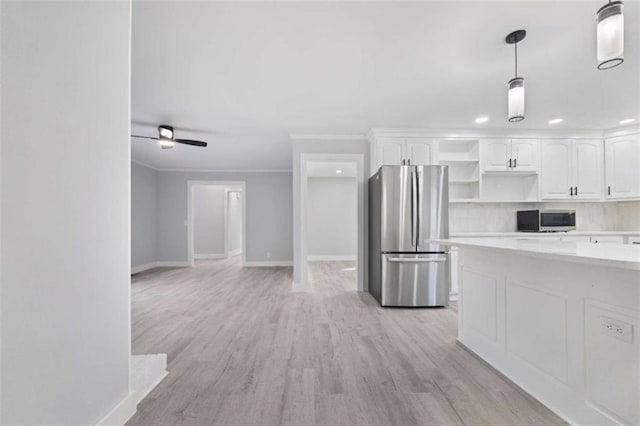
[506,30,526,123]
[597,1,624,70]
[508,77,525,122]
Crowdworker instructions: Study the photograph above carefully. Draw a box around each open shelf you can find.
[440,139,481,202]
[439,158,479,164]
[450,179,480,184]
[481,173,538,202]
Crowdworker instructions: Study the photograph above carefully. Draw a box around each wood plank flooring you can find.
[127,258,564,425]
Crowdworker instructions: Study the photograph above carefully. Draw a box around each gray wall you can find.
[228,191,243,252]
[193,185,226,255]
[156,171,293,262]
[307,178,357,258]
[132,162,157,267]
[1,2,131,423]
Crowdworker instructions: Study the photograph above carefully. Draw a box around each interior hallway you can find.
[128,259,564,425]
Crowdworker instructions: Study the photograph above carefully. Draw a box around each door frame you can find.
[225,188,244,257]
[299,153,365,292]
[187,180,246,267]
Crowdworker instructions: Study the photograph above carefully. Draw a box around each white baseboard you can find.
[228,248,243,257]
[156,261,190,268]
[307,255,356,261]
[194,253,226,260]
[98,354,168,426]
[131,261,189,274]
[131,262,157,275]
[96,391,138,426]
[244,260,293,267]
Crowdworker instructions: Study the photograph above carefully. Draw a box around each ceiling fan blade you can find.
[175,138,208,147]
[131,135,159,141]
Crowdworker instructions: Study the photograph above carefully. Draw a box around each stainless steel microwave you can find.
[517,210,576,232]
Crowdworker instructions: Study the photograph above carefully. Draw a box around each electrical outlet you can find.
[601,316,634,343]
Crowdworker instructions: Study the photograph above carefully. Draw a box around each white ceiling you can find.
[307,161,358,178]
[131,1,639,171]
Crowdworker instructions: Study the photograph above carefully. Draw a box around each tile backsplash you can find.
[450,201,640,233]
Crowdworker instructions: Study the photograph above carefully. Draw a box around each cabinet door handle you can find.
[574,186,578,196]
[608,186,611,196]
[402,159,406,165]
[407,158,411,165]
[508,158,512,168]
[513,158,517,168]
[570,187,573,196]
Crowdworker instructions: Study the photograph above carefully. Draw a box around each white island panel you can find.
[448,241,640,425]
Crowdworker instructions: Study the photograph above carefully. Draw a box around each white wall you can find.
[156,171,292,263]
[1,1,131,423]
[450,201,640,233]
[228,191,243,253]
[193,185,226,256]
[292,139,369,289]
[132,162,157,268]
[307,178,357,259]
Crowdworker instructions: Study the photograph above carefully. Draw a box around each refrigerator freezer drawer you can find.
[381,253,450,307]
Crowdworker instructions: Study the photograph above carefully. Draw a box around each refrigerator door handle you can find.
[387,257,447,263]
[416,167,422,247]
[411,169,417,246]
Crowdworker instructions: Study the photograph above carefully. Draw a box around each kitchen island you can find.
[433,238,640,425]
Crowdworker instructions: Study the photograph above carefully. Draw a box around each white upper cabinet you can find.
[541,140,573,199]
[541,140,602,200]
[574,140,603,200]
[372,137,436,172]
[483,139,511,171]
[482,139,538,173]
[605,135,640,199]
[511,139,538,171]
[406,139,435,166]
[376,137,405,167]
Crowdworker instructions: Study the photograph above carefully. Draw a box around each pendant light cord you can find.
[515,42,518,78]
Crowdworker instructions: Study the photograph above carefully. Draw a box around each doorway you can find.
[299,154,365,292]
[187,180,246,267]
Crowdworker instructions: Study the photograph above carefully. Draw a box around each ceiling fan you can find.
[131,125,208,149]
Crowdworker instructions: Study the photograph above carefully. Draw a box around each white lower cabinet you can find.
[591,236,625,244]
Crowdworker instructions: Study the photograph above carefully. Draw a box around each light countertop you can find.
[432,237,640,271]
[451,231,640,237]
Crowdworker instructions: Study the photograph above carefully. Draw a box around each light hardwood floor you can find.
[127,258,564,425]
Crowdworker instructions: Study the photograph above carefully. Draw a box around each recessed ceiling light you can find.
[335,169,343,174]
[475,116,489,124]
[619,118,636,125]
[548,118,564,125]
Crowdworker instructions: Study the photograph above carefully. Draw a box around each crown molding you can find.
[289,133,367,141]
[368,127,605,140]
[131,160,291,173]
[154,167,292,173]
[603,123,640,139]
[131,159,160,170]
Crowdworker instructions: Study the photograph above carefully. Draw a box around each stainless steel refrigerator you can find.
[368,165,450,307]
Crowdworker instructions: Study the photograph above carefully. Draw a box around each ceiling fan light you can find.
[159,138,174,149]
[597,1,624,70]
[158,125,174,139]
[508,77,525,123]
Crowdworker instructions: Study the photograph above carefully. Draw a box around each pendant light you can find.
[506,30,526,123]
[597,1,624,70]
